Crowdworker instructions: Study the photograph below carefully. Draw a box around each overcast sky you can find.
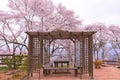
[52,0,120,26]
[0,0,120,26]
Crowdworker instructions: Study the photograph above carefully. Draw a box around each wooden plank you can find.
[0,54,13,56]
[26,31,96,39]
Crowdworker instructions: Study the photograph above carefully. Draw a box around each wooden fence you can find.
[0,54,27,66]
[103,60,120,65]
[0,54,13,65]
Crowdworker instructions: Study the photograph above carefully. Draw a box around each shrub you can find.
[15,55,24,68]
[2,55,24,69]
[94,60,102,65]
[94,60,103,68]
[19,56,28,70]
[2,58,13,69]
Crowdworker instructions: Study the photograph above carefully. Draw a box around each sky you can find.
[0,0,120,26]
[52,0,120,26]
[0,0,8,10]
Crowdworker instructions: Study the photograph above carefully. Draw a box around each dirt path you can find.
[0,66,120,80]
[30,66,120,80]
[0,71,12,80]
[94,66,120,80]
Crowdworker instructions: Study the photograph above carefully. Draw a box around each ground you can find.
[0,66,120,80]
[0,69,26,80]
[30,66,120,80]
[94,66,120,80]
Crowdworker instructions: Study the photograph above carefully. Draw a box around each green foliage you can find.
[2,55,24,69]
[2,58,13,69]
[19,56,28,70]
[0,66,8,71]
[15,55,24,68]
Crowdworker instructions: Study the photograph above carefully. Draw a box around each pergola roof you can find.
[26,30,95,39]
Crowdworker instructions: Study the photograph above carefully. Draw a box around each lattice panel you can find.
[43,40,50,65]
[31,37,41,72]
[83,37,89,73]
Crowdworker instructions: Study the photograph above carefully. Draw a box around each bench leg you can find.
[44,70,48,76]
[48,69,50,74]
[74,69,77,77]
[47,70,48,75]
[31,73,33,77]
[44,70,46,76]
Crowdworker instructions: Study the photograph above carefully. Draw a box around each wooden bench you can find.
[43,64,78,77]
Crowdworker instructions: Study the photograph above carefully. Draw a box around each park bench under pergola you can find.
[26,30,95,79]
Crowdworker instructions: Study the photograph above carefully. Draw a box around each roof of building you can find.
[26,30,96,39]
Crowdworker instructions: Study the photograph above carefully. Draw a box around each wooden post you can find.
[48,40,50,63]
[27,35,33,79]
[74,40,76,65]
[88,36,93,79]
[13,51,16,69]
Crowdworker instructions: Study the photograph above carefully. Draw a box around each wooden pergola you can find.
[26,30,95,79]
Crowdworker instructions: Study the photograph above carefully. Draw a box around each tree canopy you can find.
[0,0,120,62]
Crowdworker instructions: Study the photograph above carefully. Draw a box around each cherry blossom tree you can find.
[108,25,120,62]
[7,0,81,32]
[0,0,82,64]
[0,10,28,54]
[0,0,120,67]
[84,23,111,61]
[0,11,28,68]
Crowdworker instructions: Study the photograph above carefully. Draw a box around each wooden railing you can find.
[0,54,28,66]
[0,54,13,65]
[103,60,119,65]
